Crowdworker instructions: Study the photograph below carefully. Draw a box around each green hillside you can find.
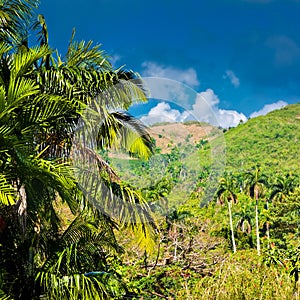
[111,103,300,204]
[214,103,300,175]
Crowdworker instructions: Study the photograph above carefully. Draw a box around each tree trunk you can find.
[17,184,27,238]
[228,201,236,253]
[255,198,260,255]
[266,199,270,248]
[174,224,178,261]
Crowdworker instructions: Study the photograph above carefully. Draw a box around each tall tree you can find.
[216,173,238,253]
[0,42,83,299]
[244,168,268,256]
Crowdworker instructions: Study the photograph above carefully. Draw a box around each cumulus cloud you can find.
[140,89,247,128]
[250,100,287,118]
[224,70,240,87]
[139,67,248,128]
[191,89,247,128]
[142,77,192,108]
[141,62,200,87]
[140,102,189,125]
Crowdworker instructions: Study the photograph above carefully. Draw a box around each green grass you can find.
[221,103,300,175]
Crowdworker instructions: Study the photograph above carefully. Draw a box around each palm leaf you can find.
[0,289,13,300]
[96,111,153,159]
[66,31,111,70]
[0,0,39,45]
[0,42,12,56]
[11,45,50,77]
[37,267,111,300]
[36,238,126,299]
[0,174,15,205]
[23,156,79,214]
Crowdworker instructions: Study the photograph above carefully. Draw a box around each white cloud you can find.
[140,88,247,128]
[191,89,247,128]
[141,62,200,87]
[250,100,288,118]
[140,102,189,125]
[224,70,240,87]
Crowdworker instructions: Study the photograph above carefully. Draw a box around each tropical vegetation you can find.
[0,1,299,299]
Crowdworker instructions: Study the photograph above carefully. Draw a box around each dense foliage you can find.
[0,1,299,299]
[0,1,155,299]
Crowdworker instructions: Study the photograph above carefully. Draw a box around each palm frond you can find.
[32,14,48,45]
[0,289,13,300]
[66,32,111,70]
[6,76,38,107]
[0,174,15,205]
[11,45,50,77]
[72,145,157,250]
[24,156,79,214]
[60,212,123,255]
[0,0,39,45]
[0,42,12,56]
[96,111,153,159]
[36,240,126,299]
[19,94,76,129]
[37,268,111,300]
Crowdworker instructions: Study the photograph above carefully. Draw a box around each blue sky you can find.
[39,0,300,127]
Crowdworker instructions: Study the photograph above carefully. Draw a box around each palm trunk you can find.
[255,198,260,255]
[17,184,27,238]
[174,224,178,261]
[266,199,270,248]
[266,221,270,248]
[228,201,236,253]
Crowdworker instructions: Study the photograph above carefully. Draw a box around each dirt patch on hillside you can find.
[149,122,216,153]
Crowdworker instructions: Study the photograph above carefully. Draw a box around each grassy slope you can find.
[223,103,300,175]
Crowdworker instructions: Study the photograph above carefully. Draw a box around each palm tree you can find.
[233,203,255,249]
[216,173,238,253]
[0,8,156,299]
[244,168,268,255]
[235,210,252,235]
[270,174,298,203]
[142,176,173,217]
[0,42,83,298]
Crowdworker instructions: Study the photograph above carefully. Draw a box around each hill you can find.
[222,103,300,175]
[109,103,300,203]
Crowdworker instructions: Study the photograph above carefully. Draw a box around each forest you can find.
[0,1,299,299]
